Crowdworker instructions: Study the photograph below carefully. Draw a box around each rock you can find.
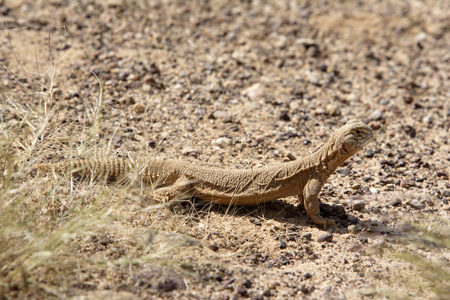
[297,38,318,48]
[368,110,383,121]
[326,103,341,116]
[348,214,359,224]
[352,200,366,211]
[317,234,333,243]
[302,233,312,240]
[404,125,416,138]
[132,103,146,114]
[223,278,235,288]
[348,225,359,234]
[279,111,290,121]
[142,83,152,92]
[181,146,202,157]
[208,244,219,251]
[365,149,375,158]
[212,137,233,148]
[289,100,301,110]
[436,171,448,178]
[236,285,248,296]
[299,284,314,294]
[350,243,362,252]
[414,32,427,49]
[242,83,265,101]
[387,199,401,207]
[340,167,351,177]
[279,240,287,249]
[245,101,262,111]
[242,279,252,288]
[369,187,378,194]
[291,85,305,97]
[307,72,321,86]
[180,262,194,271]
[409,200,425,210]
[211,110,232,123]
[358,235,369,243]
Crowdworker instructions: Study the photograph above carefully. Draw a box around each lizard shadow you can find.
[184,198,398,237]
[184,198,358,232]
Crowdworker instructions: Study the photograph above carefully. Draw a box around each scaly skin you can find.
[37,120,374,227]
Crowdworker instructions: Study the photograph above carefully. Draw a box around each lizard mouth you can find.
[358,133,374,148]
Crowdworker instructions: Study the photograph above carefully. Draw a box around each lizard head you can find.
[334,120,374,157]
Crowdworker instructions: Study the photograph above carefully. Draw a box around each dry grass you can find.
[0,35,195,299]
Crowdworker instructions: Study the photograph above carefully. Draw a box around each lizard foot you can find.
[151,189,173,203]
[311,216,336,229]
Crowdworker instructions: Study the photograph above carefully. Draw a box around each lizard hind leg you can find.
[151,176,199,203]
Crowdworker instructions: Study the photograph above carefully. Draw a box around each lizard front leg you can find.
[302,178,336,228]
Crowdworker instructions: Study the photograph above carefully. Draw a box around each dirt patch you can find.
[1,0,449,299]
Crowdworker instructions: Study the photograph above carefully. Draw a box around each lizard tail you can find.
[36,158,133,181]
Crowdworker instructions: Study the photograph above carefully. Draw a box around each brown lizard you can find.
[37,120,374,227]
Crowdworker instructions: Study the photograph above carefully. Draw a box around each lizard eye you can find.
[355,130,362,135]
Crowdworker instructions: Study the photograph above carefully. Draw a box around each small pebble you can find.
[213,137,232,148]
[180,262,194,271]
[142,83,152,92]
[242,83,265,101]
[268,282,280,289]
[414,32,427,48]
[326,103,341,116]
[223,278,235,288]
[340,168,351,176]
[181,146,202,157]
[208,244,219,252]
[317,234,333,243]
[212,110,232,123]
[349,243,362,252]
[279,240,287,249]
[348,214,359,224]
[132,103,146,114]
[348,225,360,234]
[436,171,448,178]
[302,233,312,240]
[369,187,378,194]
[404,125,416,138]
[290,100,301,110]
[358,236,369,243]
[365,149,375,158]
[279,111,290,121]
[236,285,248,296]
[368,110,383,121]
[409,200,425,210]
[242,279,252,288]
[387,199,401,207]
[352,200,366,211]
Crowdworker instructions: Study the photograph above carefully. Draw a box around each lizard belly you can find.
[193,181,303,206]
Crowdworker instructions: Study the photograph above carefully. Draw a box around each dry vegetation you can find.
[1,0,449,299]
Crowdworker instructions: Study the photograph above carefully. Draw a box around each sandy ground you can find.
[1,0,449,299]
